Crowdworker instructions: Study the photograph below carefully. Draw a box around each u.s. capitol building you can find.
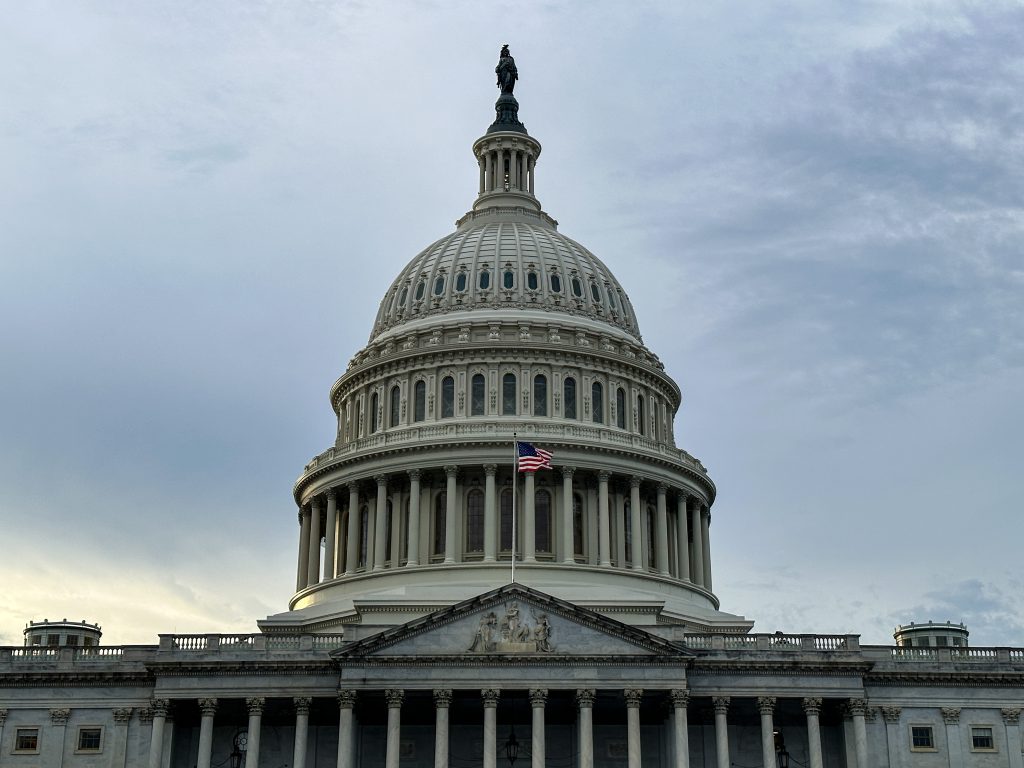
[2,49,1022,768]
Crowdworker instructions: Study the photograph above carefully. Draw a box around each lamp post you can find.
[504,724,519,767]
[773,730,790,768]
[229,730,248,768]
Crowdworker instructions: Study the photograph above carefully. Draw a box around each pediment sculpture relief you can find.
[468,601,554,654]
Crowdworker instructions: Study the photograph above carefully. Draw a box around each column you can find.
[803,697,823,768]
[881,706,901,768]
[0,709,6,763]
[345,484,360,575]
[524,470,537,562]
[483,689,500,768]
[478,155,485,194]
[390,489,403,566]
[485,152,493,192]
[625,689,643,768]
[197,698,217,768]
[1002,709,1023,768]
[690,499,705,586]
[757,697,776,768]
[297,506,311,590]
[655,483,670,575]
[562,466,576,563]
[528,155,535,194]
[530,688,548,768]
[712,697,730,768]
[374,475,388,570]
[444,465,458,563]
[242,698,264,768]
[307,497,322,586]
[108,708,130,766]
[407,470,422,566]
[670,690,689,768]
[293,697,312,768]
[324,490,338,580]
[629,477,643,569]
[598,471,612,566]
[385,690,404,768]
[847,698,869,768]
[483,465,498,562]
[147,700,169,768]
[700,505,713,590]
[434,689,453,768]
[577,689,596,768]
[676,494,691,582]
[337,691,357,768]
[48,708,70,767]
[942,707,963,768]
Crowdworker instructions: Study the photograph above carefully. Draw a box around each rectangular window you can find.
[911,726,935,750]
[15,728,39,753]
[971,726,995,751]
[77,727,103,752]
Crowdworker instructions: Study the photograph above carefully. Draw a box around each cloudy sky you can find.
[1,0,1021,647]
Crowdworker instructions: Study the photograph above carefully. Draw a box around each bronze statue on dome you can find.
[496,44,518,94]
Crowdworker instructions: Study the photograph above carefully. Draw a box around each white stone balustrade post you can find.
[577,689,596,768]
[483,689,500,768]
[297,507,311,590]
[374,475,389,570]
[803,697,823,768]
[524,470,537,562]
[444,466,458,563]
[324,490,337,579]
[598,471,612,566]
[757,697,776,768]
[670,690,689,768]
[629,477,643,569]
[292,697,311,768]
[148,699,170,768]
[690,499,704,586]
[625,688,643,768]
[337,691,357,768]
[655,483,670,575]
[196,698,217,768]
[385,689,404,768]
[712,696,730,768]
[483,465,498,562]
[307,497,322,586]
[562,466,576,563]
[676,493,691,582]
[345,485,360,575]
[435,689,453,768]
[245,697,264,768]
[530,688,548,768]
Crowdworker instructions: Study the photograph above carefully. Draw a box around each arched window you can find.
[433,276,445,296]
[414,381,426,422]
[502,373,516,415]
[479,269,491,290]
[471,374,486,416]
[441,376,455,418]
[607,287,617,309]
[466,489,484,553]
[592,382,604,424]
[433,492,446,557]
[455,272,467,292]
[637,394,645,436]
[370,392,379,433]
[414,280,425,301]
[398,286,408,305]
[573,493,585,557]
[564,377,577,419]
[500,489,514,551]
[535,489,552,553]
[533,374,547,416]
[359,505,369,568]
[616,387,626,429]
[590,281,601,302]
[527,272,538,290]
[550,273,562,293]
[571,277,583,297]
[389,385,401,427]
[503,269,515,289]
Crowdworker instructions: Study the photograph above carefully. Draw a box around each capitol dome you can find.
[265,51,751,639]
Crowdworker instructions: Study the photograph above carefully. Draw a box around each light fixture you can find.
[230,730,248,768]
[774,729,790,768]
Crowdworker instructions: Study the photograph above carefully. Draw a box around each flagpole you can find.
[511,431,517,585]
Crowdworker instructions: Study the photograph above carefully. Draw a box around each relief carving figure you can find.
[467,611,498,652]
[469,602,555,653]
[533,613,553,652]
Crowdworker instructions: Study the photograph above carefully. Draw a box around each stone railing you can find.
[684,634,859,652]
[861,645,1024,665]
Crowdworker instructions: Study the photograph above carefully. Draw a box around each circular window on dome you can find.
[503,269,515,290]
[550,273,562,293]
[479,269,491,290]
[571,277,583,297]
[415,281,425,301]
[455,272,467,292]
[434,276,445,296]
[527,272,538,291]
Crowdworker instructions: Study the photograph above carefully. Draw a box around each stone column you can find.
[324,490,338,580]
[48,708,70,767]
[942,707,963,768]
[528,155,536,194]
[479,155,485,194]
[802,697,823,768]
[655,483,670,575]
[712,697,730,768]
[0,710,7,766]
[485,153,493,192]
[625,688,643,768]
[483,465,498,562]
[374,475,389,570]
[847,698,869,768]
[690,499,704,586]
[307,497,322,586]
[147,699,170,768]
[524,470,537,562]
[245,697,264,768]
[700,505,713,590]
[292,697,312,768]
[345,484,360,574]
[297,506,311,590]
[385,689,404,768]
[757,697,776,768]
[670,690,689,768]
[881,706,901,768]
[407,469,422,566]
[337,691,357,768]
[577,689,596,768]
[482,689,500,768]
[676,494,691,582]
[196,698,217,768]
[562,466,576,563]
[1003,709,1023,768]
[629,477,643,569]
[530,689,548,768]
[110,708,132,768]
[444,465,458,563]
[598,471,612,566]
[434,689,453,768]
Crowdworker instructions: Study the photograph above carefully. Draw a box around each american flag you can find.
[516,441,553,472]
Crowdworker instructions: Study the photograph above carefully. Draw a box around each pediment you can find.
[332,583,691,660]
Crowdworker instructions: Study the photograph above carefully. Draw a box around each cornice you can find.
[0,671,154,688]
[690,659,873,677]
[866,670,1024,688]
[144,661,336,677]
[350,655,692,668]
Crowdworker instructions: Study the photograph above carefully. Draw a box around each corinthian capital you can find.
[756,696,776,715]
[802,697,822,716]
[712,696,730,714]
[385,689,405,708]
[669,689,689,709]
[624,688,644,708]
[337,690,357,709]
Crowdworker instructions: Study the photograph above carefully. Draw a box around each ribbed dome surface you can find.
[370,213,641,342]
